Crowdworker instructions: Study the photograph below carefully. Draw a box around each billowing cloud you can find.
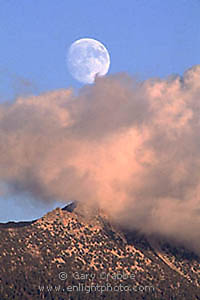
[1,66,200,251]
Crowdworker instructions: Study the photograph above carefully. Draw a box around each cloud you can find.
[1,65,200,251]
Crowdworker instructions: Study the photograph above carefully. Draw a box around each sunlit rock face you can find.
[0,205,200,299]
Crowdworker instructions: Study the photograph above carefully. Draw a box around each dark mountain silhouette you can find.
[0,202,200,300]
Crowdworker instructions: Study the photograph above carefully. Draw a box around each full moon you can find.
[67,38,110,84]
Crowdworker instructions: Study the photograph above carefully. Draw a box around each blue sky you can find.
[0,0,199,221]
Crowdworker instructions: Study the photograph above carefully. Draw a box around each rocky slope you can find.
[0,203,200,300]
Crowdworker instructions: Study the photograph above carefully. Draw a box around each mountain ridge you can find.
[0,203,200,299]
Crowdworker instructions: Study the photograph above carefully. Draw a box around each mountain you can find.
[0,202,200,300]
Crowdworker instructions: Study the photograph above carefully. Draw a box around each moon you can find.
[67,38,110,84]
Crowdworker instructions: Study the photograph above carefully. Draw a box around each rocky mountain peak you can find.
[0,203,200,299]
